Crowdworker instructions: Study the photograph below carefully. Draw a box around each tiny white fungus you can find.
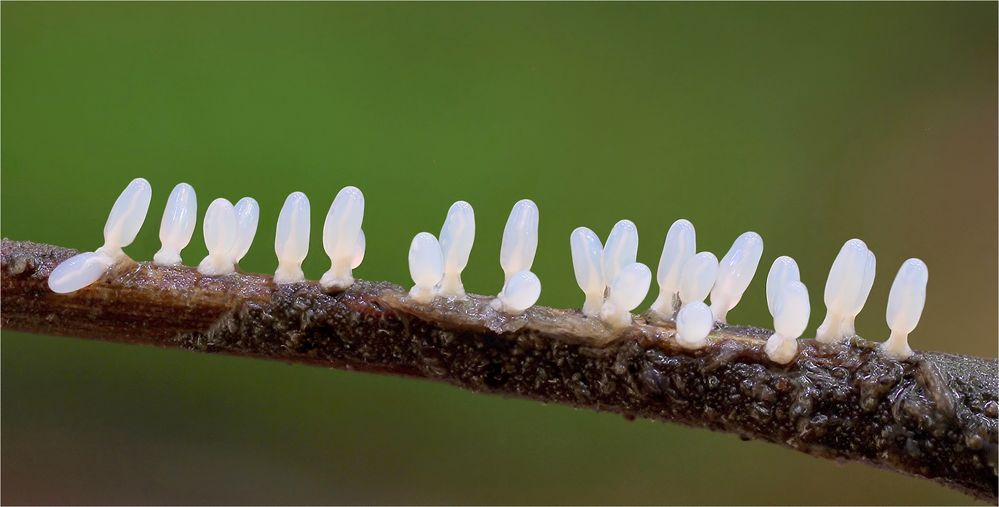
[154,182,197,266]
[599,262,651,329]
[198,198,238,276]
[499,199,539,286]
[438,201,475,298]
[274,191,311,284]
[408,232,444,304]
[676,301,713,350]
[570,226,605,317]
[649,219,696,319]
[881,258,928,360]
[321,186,365,290]
[709,231,764,323]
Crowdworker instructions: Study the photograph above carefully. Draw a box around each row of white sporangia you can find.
[48,178,928,363]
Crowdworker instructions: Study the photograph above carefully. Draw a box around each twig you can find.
[1,238,996,502]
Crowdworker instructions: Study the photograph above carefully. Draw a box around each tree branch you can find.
[1,238,996,501]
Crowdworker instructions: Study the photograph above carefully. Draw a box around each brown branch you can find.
[1,238,996,502]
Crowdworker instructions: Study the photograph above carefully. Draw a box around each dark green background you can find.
[2,2,996,505]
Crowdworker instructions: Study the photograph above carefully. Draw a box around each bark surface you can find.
[2,239,996,501]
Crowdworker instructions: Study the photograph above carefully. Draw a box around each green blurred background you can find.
[2,2,996,505]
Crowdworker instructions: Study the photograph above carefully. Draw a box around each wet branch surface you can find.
[1,239,996,501]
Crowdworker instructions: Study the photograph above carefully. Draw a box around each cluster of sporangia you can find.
[48,178,929,362]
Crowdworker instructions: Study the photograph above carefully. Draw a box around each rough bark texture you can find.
[2,238,996,501]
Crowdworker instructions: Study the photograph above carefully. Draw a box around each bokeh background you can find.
[2,2,996,505]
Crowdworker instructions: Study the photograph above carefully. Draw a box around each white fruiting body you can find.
[493,270,541,315]
[230,197,260,266]
[649,219,696,318]
[675,301,713,350]
[47,251,117,294]
[321,186,365,290]
[710,231,764,323]
[570,227,605,317]
[154,182,197,266]
[881,259,928,360]
[678,252,719,310]
[198,198,238,276]
[274,191,311,284]
[48,177,152,294]
[499,199,539,285]
[97,177,153,261]
[599,262,651,329]
[408,232,444,304]
[815,239,873,343]
[438,201,475,298]
[766,256,800,316]
[765,280,810,364]
[602,219,639,293]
